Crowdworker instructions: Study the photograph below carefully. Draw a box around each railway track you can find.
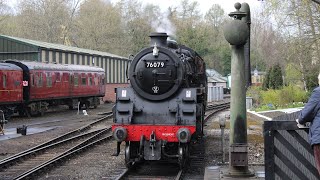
[113,162,184,180]
[0,102,229,179]
[0,112,113,180]
[108,102,229,180]
[205,102,230,122]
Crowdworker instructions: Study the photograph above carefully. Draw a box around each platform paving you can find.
[205,165,265,180]
[0,127,56,141]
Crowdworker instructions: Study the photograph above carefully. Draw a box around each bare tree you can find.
[16,0,70,44]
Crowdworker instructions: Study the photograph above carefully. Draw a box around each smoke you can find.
[152,10,176,39]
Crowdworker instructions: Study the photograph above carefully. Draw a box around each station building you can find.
[0,35,130,102]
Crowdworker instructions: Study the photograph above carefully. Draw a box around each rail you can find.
[0,112,113,179]
[15,129,113,180]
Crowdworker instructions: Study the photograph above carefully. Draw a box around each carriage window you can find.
[46,72,52,87]
[3,75,6,88]
[31,74,35,86]
[94,74,98,85]
[89,77,92,86]
[94,77,98,85]
[81,76,86,85]
[74,74,79,86]
[37,72,43,87]
[55,72,61,82]
[63,73,69,82]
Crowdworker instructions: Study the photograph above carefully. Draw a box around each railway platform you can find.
[0,127,54,141]
[205,165,265,179]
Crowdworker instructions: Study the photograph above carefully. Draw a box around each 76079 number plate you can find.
[145,61,165,68]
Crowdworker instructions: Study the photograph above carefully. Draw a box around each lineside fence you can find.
[264,119,320,180]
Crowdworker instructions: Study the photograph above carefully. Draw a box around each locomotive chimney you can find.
[150,32,168,47]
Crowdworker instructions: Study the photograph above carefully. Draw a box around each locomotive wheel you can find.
[125,141,141,168]
[125,142,133,168]
[178,145,188,169]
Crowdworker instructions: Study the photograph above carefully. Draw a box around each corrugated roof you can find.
[0,35,126,59]
[208,76,227,83]
[206,69,223,77]
[6,60,104,72]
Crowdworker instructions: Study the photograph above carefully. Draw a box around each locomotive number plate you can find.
[145,61,165,68]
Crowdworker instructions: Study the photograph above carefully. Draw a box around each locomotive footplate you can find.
[144,131,162,160]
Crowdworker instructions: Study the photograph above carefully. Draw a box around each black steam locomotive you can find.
[112,32,207,168]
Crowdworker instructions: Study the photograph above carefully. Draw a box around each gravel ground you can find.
[0,103,114,160]
[39,140,125,180]
[204,110,265,167]
[40,109,265,180]
[0,104,266,179]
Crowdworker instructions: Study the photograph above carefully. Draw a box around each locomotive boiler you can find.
[112,32,207,168]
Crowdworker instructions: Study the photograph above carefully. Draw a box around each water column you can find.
[223,3,254,177]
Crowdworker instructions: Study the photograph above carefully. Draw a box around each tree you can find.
[16,0,70,44]
[0,1,17,36]
[263,64,283,90]
[262,67,271,90]
[263,0,320,91]
[285,63,303,86]
[74,0,124,54]
[271,64,283,89]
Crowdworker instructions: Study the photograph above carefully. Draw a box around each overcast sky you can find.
[7,0,264,15]
[128,0,264,14]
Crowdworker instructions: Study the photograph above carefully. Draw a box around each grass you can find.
[252,102,304,112]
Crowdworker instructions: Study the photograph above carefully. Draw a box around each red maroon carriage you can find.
[0,60,105,118]
[0,62,23,119]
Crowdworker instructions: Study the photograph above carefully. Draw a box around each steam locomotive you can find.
[112,32,207,168]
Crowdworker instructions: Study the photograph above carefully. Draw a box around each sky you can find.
[130,0,264,14]
[7,0,264,15]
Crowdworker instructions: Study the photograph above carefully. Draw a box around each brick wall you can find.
[103,83,129,102]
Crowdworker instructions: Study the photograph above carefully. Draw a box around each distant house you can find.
[251,68,266,86]
[206,69,227,88]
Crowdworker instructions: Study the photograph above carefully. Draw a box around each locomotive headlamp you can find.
[177,128,191,143]
[153,43,159,56]
[113,127,127,142]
